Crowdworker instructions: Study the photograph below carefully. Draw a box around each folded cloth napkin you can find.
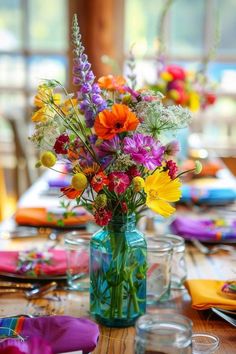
[15,207,94,228]
[180,185,236,205]
[47,178,70,188]
[0,249,89,276]
[185,279,236,310]
[171,216,236,242]
[0,316,100,353]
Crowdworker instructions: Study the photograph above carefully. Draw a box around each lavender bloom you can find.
[72,15,107,127]
[123,133,165,170]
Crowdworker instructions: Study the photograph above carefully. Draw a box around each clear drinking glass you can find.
[135,312,193,354]
[147,239,173,304]
[166,234,187,289]
[64,231,90,291]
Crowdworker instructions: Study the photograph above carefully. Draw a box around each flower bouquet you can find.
[151,64,216,112]
[30,15,197,327]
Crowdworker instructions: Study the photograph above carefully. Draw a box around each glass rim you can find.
[150,234,185,248]
[64,231,91,245]
[192,332,220,352]
[147,239,173,252]
[136,312,193,332]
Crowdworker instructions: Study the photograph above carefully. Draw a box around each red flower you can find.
[61,186,82,199]
[53,134,70,154]
[94,208,112,226]
[91,172,109,192]
[166,160,178,179]
[166,65,186,81]
[127,166,141,180]
[108,172,130,194]
[205,93,216,105]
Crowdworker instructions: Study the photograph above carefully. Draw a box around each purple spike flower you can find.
[72,16,107,127]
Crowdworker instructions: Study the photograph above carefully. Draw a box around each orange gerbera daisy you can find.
[94,104,139,140]
[61,186,82,199]
[98,75,126,92]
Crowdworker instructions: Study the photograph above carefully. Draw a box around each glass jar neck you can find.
[107,213,136,233]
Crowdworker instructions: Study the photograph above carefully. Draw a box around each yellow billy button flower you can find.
[132,176,145,192]
[71,173,88,191]
[40,151,56,168]
[144,171,182,218]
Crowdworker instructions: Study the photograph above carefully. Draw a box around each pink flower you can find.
[108,172,130,194]
[123,134,165,170]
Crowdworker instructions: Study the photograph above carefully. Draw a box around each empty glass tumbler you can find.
[64,231,90,291]
[147,239,173,304]
[166,234,187,289]
[135,312,193,354]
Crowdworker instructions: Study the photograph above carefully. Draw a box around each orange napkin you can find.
[185,279,236,310]
[15,207,94,227]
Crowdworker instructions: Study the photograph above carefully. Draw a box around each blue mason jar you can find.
[90,213,147,327]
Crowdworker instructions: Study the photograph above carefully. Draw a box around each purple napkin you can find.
[171,216,236,242]
[0,316,99,354]
[47,179,70,188]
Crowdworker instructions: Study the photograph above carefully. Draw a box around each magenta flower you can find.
[108,172,130,194]
[123,134,165,170]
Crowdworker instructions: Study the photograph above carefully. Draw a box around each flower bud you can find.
[35,160,42,168]
[194,160,202,174]
[71,173,88,190]
[94,194,107,209]
[132,176,145,192]
[40,151,56,168]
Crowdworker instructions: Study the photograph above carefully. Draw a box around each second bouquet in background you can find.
[30,15,197,327]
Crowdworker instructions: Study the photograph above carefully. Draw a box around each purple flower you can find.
[123,133,165,170]
[72,17,107,127]
[97,136,120,159]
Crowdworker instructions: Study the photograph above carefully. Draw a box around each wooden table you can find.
[0,237,235,354]
[0,170,236,353]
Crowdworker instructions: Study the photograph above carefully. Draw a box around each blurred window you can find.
[124,0,236,154]
[0,0,68,118]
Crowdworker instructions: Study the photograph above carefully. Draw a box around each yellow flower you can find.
[32,106,54,122]
[34,85,61,107]
[61,98,78,114]
[32,85,61,122]
[188,91,200,112]
[144,171,182,217]
[40,151,56,168]
[160,71,173,82]
[132,176,145,192]
[71,173,88,191]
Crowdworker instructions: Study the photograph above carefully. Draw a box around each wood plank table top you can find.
[0,240,235,354]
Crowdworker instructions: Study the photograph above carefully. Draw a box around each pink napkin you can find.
[0,250,89,276]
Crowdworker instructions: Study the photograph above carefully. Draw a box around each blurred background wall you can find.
[0,0,236,220]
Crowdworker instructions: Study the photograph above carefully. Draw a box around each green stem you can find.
[128,274,139,313]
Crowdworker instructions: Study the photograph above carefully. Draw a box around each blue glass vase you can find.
[90,213,147,327]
